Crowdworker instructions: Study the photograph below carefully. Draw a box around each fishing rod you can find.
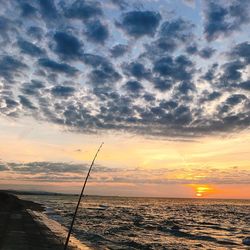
[63,142,104,250]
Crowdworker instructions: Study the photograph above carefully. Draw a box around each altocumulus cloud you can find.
[1,161,249,185]
[0,0,249,138]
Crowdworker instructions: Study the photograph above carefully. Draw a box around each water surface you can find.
[20,195,250,249]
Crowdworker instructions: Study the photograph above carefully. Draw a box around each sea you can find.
[20,195,250,250]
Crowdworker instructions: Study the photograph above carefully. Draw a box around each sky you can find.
[0,0,249,199]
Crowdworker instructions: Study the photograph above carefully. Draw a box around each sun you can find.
[196,193,203,197]
[189,184,214,198]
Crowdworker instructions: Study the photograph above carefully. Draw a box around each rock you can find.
[243,237,250,246]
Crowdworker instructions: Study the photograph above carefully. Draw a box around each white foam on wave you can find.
[27,209,92,250]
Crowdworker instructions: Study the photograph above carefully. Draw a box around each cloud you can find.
[123,62,151,80]
[225,94,246,106]
[203,0,250,41]
[8,161,88,174]
[123,80,144,93]
[0,0,249,139]
[117,11,161,38]
[0,162,8,171]
[37,0,58,20]
[53,31,83,60]
[153,55,194,82]
[0,56,28,81]
[198,47,216,59]
[202,63,218,81]
[186,43,198,55]
[110,44,128,58]
[202,91,221,102]
[17,39,45,57]
[152,78,172,92]
[159,18,194,42]
[239,81,250,91]
[85,19,109,44]
[177,81,195,94]
[143,18,195,58]
[83,54,120,85]
[26,26,44,41]
[4,97,19,109]
[110,0,128,10]
[51,85,75,97]
[2,160,249,185]
[220,60,244,83]
[38,58,78,76]
[64,0,102,20]
[0,16,18,44]
[20,80,44,96]
[230,42,250,64]
[18,95,37,110]
[20,3,37,17]
[148,38,178,55]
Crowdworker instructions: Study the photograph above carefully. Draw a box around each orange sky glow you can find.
[0,118,249,199]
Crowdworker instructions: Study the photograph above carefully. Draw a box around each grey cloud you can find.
[159,18,194,42]
[144,18,194,57]
[37,0,58,21]
[38,58,78,76]
[26,26,44,40]
[239,80,250,91]
[0,16,18,44]
[220,60,245,84]
[0,163,8,171]
[144,38,178,59]
[64,0,102,20]
[53,31,83,60]
[4,97,19,109]
[177,81,195,94]
[83,54,121,85]
[203,0,250,41]
[0,56,28,81]
[0,0,249,139]
[9,161,87,174]
[230,42,250,64]
[3,160,249,185]
[117,11,161,38]
[123,80,144,93]
[17,39,45,57]
[51,85,75,97]
[152,78,172,92]
[110,44,128,58]
[123,62,151,80]
[226,94,246,106]
[20,3,37,17]
[199,47,216,59]
[186,43,198,55]
[202,63,218,82]
[18,95,37,110]
[85,19,109,44]
[20,80,44,95]
[201,91,222,102]
[153,55,194,82]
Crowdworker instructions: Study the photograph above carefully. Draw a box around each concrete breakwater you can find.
[0,191,89,250]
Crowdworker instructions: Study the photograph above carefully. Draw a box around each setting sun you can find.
[189,184,214,198]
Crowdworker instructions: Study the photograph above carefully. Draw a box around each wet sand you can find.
[0,191,87,250]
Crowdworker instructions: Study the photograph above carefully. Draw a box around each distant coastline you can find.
[2,189,249,200]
